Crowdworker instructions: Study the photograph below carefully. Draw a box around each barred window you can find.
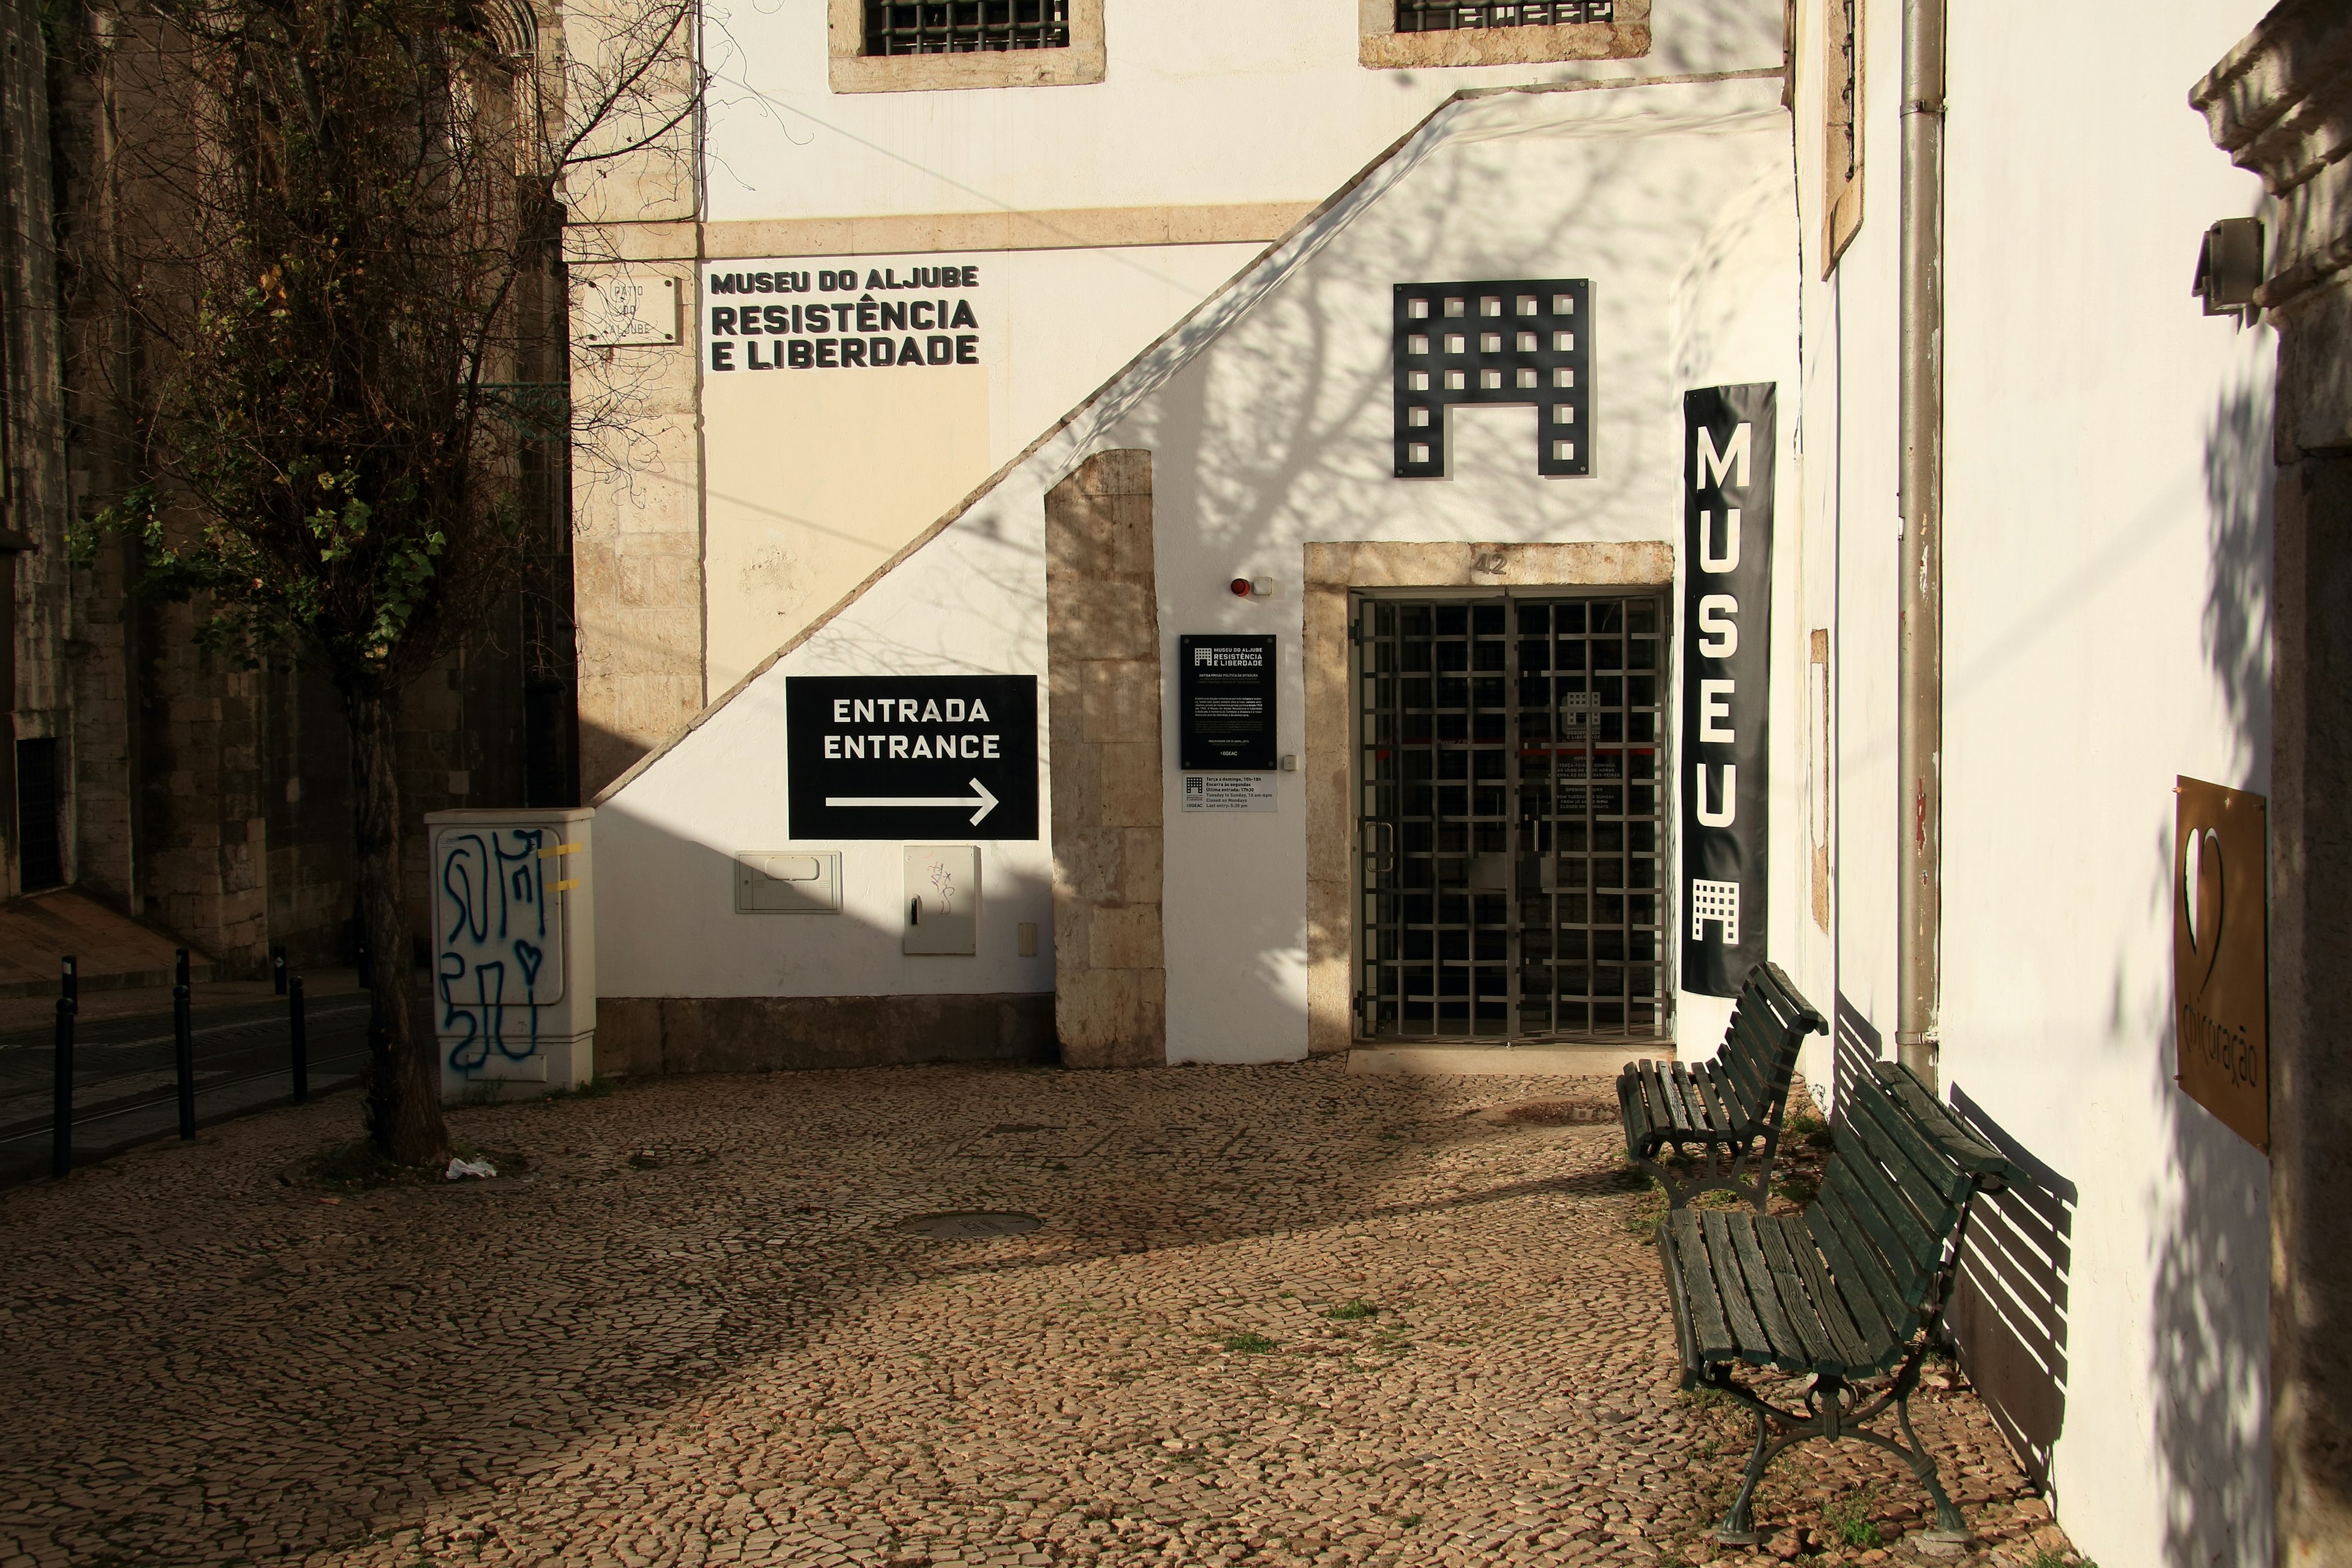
[864,1,1071,55]
[1395,1,1615,30]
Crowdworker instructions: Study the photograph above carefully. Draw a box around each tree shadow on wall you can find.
[1120,130,1682,559]
[2142,381,2274,1568]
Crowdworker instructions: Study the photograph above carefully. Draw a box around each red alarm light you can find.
[1230,578,1252,597]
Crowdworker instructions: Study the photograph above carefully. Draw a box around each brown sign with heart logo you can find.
[2174,775,2268,1151]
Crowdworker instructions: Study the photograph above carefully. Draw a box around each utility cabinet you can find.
[736,850,842,913]
[426,807,596,1100]
[904,845,979,955]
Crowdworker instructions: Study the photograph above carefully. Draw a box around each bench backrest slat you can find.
[1721,982,1793,1081]
[1875,1066,2013,1186]
[1805,1178,1910,1351]
[1845,1071,1973,1216]
[1715,1012,1776,1122]
[1820,1156,1932,1312]
[1806,1063,2016,1346]
[1711,961,1826,1133]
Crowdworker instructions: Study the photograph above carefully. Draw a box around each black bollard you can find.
[355,940,371,989]
[289,975,309,1104]
[52,995,75,1179]
[273,952,287,996]
[173,948,195,1140]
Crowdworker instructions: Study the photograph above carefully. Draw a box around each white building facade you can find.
[565,1,2345,1562]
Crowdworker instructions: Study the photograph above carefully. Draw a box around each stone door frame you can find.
[1301,540,1676,1056]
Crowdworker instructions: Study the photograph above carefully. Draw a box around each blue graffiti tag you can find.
[440,827,558,1076]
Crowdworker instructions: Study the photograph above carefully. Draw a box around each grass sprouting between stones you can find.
[1324,1299,1378,1321]
[1221,1332,1278,1354]
[1821,1487,1883,1549]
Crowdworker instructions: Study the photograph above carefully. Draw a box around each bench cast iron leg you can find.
[1636,1138,1774,1213]
[1716,1409,1770,1545]
[1895,1391,1969,1539]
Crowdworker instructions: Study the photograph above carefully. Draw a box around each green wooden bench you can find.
[1618,962,1825,1211]
[1657,1059,2015,1545]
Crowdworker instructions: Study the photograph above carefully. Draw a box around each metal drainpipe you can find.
[1898,0,1946,1085]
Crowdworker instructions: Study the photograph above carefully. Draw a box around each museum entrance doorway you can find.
[1352,593,1670,1042]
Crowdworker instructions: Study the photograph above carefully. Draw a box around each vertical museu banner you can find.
[1679,384,1776,997]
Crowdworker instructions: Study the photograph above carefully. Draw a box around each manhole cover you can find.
[899,1211,1044,1240]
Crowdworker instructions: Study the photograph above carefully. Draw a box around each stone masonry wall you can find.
[564,0,704,799]
[1046,450,1166,1068]
[8,8,570,977]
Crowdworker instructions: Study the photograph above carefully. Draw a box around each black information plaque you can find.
[786,675,1038,840]
[1178,635,1278,771]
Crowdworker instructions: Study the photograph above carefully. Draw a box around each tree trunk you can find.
[349,680,446,1164]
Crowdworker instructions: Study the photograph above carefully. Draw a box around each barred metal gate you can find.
[1354,595,1669,1041]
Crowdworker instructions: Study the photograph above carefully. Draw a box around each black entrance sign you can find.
[1678,383,1776,997]
[1178,635,1278,771]
[787,676,1038,840]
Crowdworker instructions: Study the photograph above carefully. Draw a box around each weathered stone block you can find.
[1053,896,1093,976]
[1117,828,1163,904]
[1098,742,1162,829]
[1062,448,1150,500]
[1046,657,1087,744]
[1055,968,1141,1066]
[1089,903,1163,971]
[611,993,1054,1074]
[1108,491,1156,578]
[1109,970,1167,1068]
[1052,825,1120,904]
[1082,659,1160,744]
[1053,581,1158,663]
[1050,744,1103,837]
[1045,491,1117,580]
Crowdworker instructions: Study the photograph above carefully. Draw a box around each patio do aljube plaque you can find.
[1178,635,1277,771]
[2174,775,2268,1150]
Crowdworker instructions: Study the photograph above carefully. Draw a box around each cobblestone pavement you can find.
[0,1060,2083,1568]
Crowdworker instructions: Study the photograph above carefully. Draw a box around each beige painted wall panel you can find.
[703,366,993,687]
[695,243,1259,692]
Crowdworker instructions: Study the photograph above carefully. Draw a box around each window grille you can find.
[864,1,1070,55]
[1355,595,1668,1042]
[1395,1,1615,31]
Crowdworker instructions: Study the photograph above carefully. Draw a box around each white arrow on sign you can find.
[826,777,1000,826]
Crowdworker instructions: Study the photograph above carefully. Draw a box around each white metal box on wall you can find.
[427,807,597,1101]
[903,845,979,956]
